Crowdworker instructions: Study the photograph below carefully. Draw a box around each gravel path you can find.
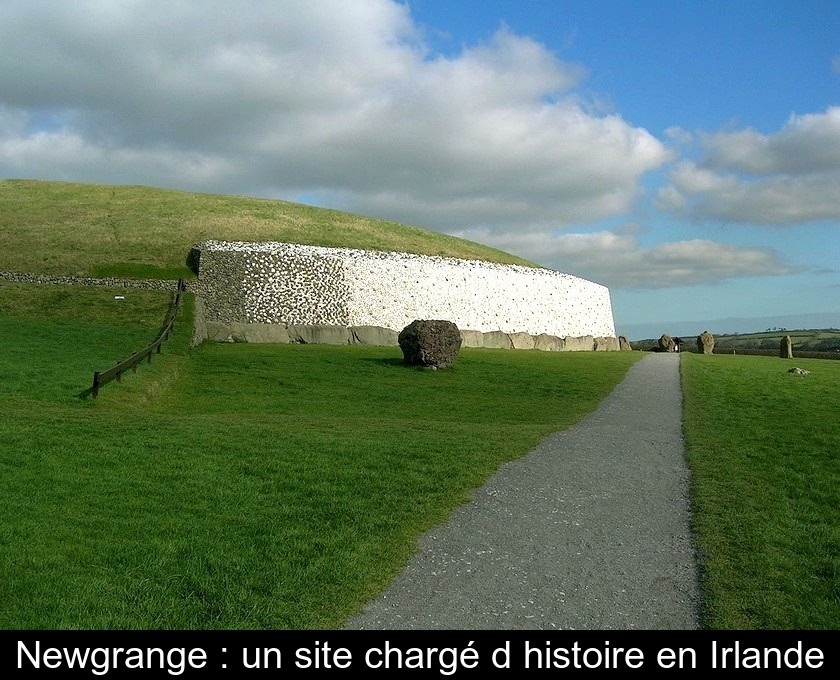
[345,352,700,630]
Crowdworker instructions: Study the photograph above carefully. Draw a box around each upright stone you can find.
[658,334,676,353]
[398,319,462,369]
[618,336,632,351]
[780,335,793,359]
[697,330,715,355]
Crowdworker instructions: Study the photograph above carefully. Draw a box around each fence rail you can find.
[91,279,186,398]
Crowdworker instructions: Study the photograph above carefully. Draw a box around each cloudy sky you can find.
[1,0,838,337]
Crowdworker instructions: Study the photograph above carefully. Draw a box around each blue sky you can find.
[1,0,838,338]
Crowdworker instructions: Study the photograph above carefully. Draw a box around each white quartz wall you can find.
[197,241,616,338]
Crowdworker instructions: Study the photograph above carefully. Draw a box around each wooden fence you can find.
[91,279,186,398]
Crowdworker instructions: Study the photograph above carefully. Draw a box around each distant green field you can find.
[714,328,840,353]
[633,328,840,357]
[0,179,536,279]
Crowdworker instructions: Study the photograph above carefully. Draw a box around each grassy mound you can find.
[0,179,536,279]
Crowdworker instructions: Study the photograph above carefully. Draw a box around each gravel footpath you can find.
[345,352,700,630]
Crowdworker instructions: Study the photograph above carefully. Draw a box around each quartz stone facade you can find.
[193,241,617,341]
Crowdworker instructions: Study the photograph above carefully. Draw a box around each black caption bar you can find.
[4,630,836,677]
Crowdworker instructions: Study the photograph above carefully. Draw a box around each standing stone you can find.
[398,319,462,369]
[618,336,632,351]
[186,246,202,276]
[780,335,793,359]
[658,334,676,353]
[697,330,715,355]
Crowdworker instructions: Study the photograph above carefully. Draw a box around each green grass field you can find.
[681,353,839,629]
[2,178,837,630]
[0,282,642,629]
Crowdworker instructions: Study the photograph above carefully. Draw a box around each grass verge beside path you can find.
[0,283,642,629]
[681,353,839,629]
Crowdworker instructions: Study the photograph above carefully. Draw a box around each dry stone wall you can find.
[193,240,617,346]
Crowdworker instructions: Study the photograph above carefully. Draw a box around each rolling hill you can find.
[0,179,536,279]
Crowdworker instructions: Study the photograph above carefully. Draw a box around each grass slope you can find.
[681,353,839,629]
[0,179,536,278]
[0,282,641,629]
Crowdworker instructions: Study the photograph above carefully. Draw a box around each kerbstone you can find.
[288,324,352,345]
[509,332,536,350]
[244,323,291,344]
[595,336,619,352]
[564,335,595,352]
[534,333,565,351]
[351,326,399,346]
[459,330,485,348]
[482,331,514,350]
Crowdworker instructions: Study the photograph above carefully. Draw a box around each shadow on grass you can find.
[360,357,411,368]
[359,357,459,372]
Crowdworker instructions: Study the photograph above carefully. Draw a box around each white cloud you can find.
[0,0,669,231]
[664,126,694,147]
[703,108,840,174]
[658,107,840,225]
[454,228,803,288]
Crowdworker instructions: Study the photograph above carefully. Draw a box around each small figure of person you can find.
[674,337,681,353]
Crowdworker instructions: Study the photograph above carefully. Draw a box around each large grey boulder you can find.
[398,319,462,368]
[618,336,632,351]
[658,334,676,353]
[697,330,715,355]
